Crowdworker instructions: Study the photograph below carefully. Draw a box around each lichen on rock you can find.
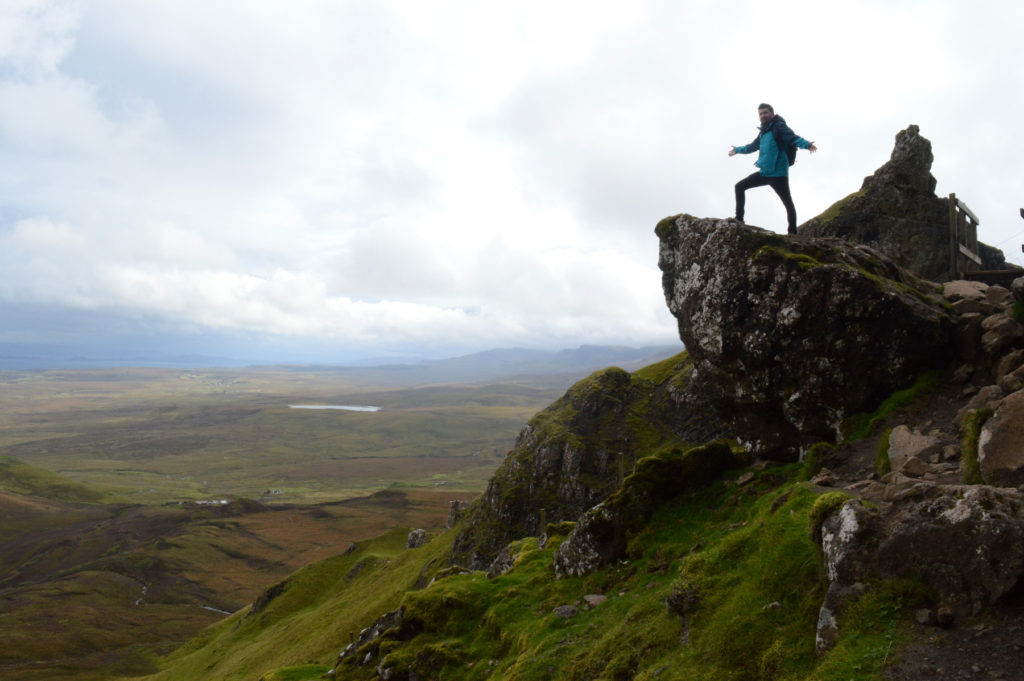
[815,484,1024,650]
[657,215,954,458]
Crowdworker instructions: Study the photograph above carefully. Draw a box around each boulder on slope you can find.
[816,484,1024,649]
[657,215,954,458]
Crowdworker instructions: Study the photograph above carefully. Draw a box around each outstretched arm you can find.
[793,136,818,153]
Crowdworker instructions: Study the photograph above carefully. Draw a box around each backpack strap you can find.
[770,121,797,166]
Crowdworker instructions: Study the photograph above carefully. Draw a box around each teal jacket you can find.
[733,115,812,177]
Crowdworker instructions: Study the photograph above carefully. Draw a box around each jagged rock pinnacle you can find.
[801,125,1012,280]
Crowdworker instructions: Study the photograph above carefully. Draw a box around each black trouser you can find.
[735,172,797,233]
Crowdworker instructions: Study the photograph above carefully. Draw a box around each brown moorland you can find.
[0,366,556,681]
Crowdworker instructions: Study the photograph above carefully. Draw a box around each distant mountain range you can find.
[275,345,683,386]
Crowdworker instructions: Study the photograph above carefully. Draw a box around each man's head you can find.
[758,103,774,125]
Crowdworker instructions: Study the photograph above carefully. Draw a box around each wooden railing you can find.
[949,199,1024,285]
[948,192,981,278]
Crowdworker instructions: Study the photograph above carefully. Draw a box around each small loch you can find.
[288,404,382,412]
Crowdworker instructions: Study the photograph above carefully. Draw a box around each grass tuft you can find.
[842,371,940,442]
[876,428,893,477]
[961,408,992,484]
[809,579,929,680]
[801,441,834,480]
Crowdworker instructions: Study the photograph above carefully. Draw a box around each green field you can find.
[0,367,561,504]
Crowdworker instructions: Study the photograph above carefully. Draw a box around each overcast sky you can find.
[1,0,1022,365]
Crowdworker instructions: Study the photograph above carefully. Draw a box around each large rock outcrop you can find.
[817,484,1024,650]
[449,354,726,569]
[657,216,954,458]
[978,390,1024,486]
[552,440,741,577]
[800,125,1013,280]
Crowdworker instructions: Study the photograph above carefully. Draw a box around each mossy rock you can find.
[752,245,824,271]
[655,213,683,240]
[809,491,853,542]
[450,352,728,568]
[811,188,868,225]
[553,440,745,575]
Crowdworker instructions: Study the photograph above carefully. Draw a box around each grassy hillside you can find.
[1,360,942,681]
[137,526,454,681]
[133,459,914,681]
[0,455,103,503]
[0,487,469,681]
[0,367,555,681]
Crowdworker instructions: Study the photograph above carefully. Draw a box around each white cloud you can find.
[1,0,1022,363]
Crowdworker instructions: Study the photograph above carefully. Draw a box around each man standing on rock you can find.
[729,103,817,235]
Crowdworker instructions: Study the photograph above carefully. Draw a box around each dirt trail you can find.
[809,370,1024,680]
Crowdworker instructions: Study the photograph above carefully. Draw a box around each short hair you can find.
[758,103,774,113]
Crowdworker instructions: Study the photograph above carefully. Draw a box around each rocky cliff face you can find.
[440,126,1024,672]
[800,125,1013,280]
[449,354,726,569]
[657,215,954,458]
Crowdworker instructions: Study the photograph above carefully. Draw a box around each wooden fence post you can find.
[948,193,959,278]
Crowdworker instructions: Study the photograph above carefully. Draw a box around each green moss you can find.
[813,188,868,224]
[526,366,630,446]
[758,638,786,680]
[618,440,742,511]
[876,428,893,476]
[961,408,992,484]
[655,214,683,240]
[674,484,824,680]
[801,442,835,480]
[752,245,824,271]
[848,262,942,308]
[843,371,940,441]
[399,577,484,633]
[630,350,690,385]
[543,520,576,543]
[808,491,852,542]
